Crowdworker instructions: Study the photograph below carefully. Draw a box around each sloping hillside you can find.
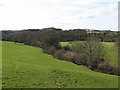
[2,41,118,88]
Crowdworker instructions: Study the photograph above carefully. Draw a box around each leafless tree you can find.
[70,37,104,69]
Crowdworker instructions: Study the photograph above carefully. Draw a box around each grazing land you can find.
[2,41,118,88]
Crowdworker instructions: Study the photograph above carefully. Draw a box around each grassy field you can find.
[103,42,118,66]
[60,41,118,66]
[2,41,118,88]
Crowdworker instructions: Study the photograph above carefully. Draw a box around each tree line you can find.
[2,27,119,43]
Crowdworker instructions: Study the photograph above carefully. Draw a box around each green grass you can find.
[61,41,118,66]
[103,42,118,66]
[87,31,102,34]
[60,42,70,46]
[2,41,118,88]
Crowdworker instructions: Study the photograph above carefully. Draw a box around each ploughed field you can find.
[2,41,118,88]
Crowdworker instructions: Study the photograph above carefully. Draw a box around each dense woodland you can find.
[2,27,119,43]
[1,27,120,75]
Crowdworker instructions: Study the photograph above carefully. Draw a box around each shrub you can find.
[98,62,113,74]
[110,66,120,75]
[63,51,78,62]
[54,49,66,60]
[62,46,71,51]
[43,46,57,55]
[74,53,87,65]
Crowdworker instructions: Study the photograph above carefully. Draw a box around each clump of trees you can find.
[69,37,104,69]
[53,37,119,75]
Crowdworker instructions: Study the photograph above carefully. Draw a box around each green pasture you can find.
[2,41,118,88]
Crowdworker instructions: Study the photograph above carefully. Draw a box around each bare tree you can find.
[84,37,104,69]
[70,37,104,69]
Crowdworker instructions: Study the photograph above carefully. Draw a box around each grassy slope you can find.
[61,42,118,66]
[2,41,118,88]
[103,42,118,66]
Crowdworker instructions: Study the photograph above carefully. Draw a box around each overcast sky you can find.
[0,0,119,30]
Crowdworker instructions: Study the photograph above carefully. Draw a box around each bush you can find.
[43,46,57,55]
[110,66,120,75]
[74,53,87,65]
[54,49,66,60]
[63,51,78,63]
[62,46,71,51]
[98,62,113,74]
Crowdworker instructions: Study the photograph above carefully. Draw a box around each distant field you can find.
[60,41,118,66]
[102,42,118,66]
[87,31,102,34]
[2,41,118,88]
